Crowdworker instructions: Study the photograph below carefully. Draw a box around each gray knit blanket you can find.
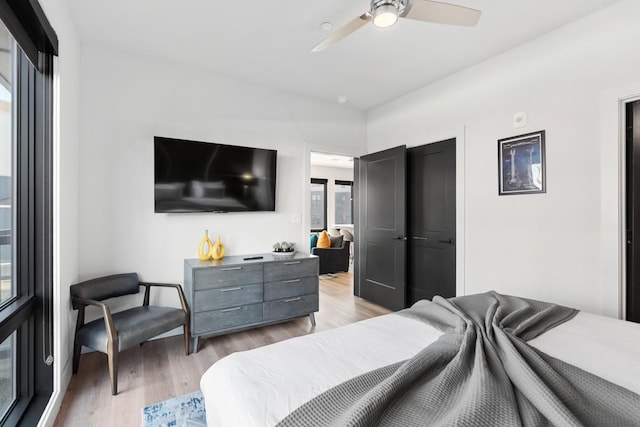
[278,291,640,426]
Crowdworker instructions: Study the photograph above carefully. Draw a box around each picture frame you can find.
[498,130,546,195]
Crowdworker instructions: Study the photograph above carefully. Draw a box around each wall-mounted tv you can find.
[154,137,277,213]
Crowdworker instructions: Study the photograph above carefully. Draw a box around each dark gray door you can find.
[407,139,456,306]
[354,146,407,311]
[626,100,640,323]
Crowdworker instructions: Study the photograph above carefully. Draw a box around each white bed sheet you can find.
[200,311,640,427]
[528,311,640,395]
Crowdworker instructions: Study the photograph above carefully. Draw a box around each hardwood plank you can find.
[54,271,390,426]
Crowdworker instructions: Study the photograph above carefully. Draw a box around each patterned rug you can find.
[142,390,207,426]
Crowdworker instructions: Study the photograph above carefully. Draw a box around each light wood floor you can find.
[53,272,390,426]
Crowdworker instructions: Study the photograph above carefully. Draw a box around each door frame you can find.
[302,143,363,254]
[302,126,466,298]
[619,93,640,320]
[601,84,640,320]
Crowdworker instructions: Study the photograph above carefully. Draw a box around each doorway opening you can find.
[309,151,355,283]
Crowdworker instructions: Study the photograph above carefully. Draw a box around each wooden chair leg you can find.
[108,347,119,395]
[73,308,85,375]
[184,324,190,356]
[72,339,81,374]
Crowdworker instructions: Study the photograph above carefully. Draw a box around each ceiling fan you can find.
[311,0,482,52]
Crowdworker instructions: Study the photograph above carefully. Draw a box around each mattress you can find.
[200,311,640,427]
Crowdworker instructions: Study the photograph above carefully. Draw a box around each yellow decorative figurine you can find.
[198,230,214,260]
[211,235,225,260]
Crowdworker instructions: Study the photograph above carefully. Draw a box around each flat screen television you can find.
[154,137,277,213]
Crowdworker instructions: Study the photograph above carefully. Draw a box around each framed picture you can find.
[498,130,546,195]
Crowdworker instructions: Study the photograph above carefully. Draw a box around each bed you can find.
[200,294,640,426]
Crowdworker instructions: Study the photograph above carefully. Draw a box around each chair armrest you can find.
[312,245,347,254]
[312,247,338,253]
[72,295,109,310]
[140,282,190,315]
[71,296,117,345]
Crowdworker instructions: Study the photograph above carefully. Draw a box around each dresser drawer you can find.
[263,276,318,302]
[194,283,263,312]
[264,258,318,282]
[193,264,263,290]
[263,294,318,322]
[194,303,263,334]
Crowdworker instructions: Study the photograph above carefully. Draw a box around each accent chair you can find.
[70,273,190,395]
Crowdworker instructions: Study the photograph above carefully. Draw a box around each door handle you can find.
[412,236,429,240]
[439,239,454,244]
[391,236,407,241]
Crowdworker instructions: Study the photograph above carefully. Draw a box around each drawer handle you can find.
[221,306,242,313]
[284,261,301,265]
[283,279,300,284]
[285,297,302,303]
[220,287,243,292]
[221,267,242,271]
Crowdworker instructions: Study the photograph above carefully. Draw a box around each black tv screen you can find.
[154,137,277,213]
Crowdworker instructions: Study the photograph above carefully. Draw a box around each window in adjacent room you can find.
[310,178,328,232]
[334,180,353,225]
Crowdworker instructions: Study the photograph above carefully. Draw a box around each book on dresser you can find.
[184,253,319,353]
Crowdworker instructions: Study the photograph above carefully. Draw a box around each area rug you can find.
[142,390,207,426]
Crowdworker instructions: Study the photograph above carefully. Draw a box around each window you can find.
[0,1,57,424]
[310,178,327,232]
[0,23,15,422]
[0,22,13,308]
[334,180,353,225]
[0,333,15,419]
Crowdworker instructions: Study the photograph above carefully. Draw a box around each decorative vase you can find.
[272,250,295,260]
[198,230,214,260]
[211,235,225,260]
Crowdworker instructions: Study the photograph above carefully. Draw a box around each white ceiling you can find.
[310,152,354,169]
[67,0,620,110]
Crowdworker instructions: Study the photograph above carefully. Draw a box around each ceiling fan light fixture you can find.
[372,4,398,28]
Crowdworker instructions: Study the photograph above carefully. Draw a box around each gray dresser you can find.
[184,253,319,352]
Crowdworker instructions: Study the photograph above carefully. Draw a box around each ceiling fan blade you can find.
[404,0,481,27]
[311,13,372,53]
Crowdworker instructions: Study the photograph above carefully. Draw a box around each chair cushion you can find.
[76,306,186,353]
[310,233,319,251]
[316,230,331,248]
[340,229,354,242]
[70,273,140,309]
[328,228,340,236]
[330,235,344,248]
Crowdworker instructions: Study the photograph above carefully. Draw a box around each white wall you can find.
[310,164,354,229]
[39,0,81,425]
[77,46,366,308]
[367,0,640,317]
